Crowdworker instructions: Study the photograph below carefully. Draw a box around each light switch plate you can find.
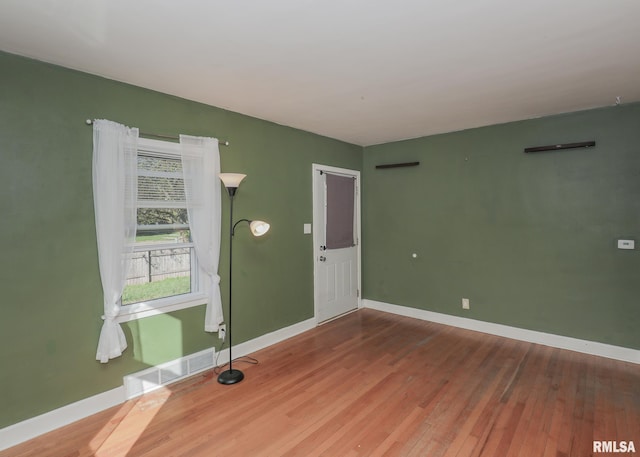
[617,239,635,250]
[303,223,312,234]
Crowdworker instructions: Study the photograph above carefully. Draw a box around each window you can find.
[119,138,205,320]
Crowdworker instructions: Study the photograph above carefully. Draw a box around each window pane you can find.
[137,207,187,226]
[137,208,190,243]
[138,154,185,204]
[123,247,192,305]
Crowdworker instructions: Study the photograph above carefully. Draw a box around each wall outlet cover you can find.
[617,239,635,250]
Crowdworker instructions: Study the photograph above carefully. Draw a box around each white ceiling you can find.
[1,0,639,146]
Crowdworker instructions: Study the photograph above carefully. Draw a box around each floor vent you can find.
[123,348,215,399]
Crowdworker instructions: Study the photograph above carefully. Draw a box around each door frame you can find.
[312,163,362,324]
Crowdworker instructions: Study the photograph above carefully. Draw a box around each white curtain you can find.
[180,135,223,332]
[92,120,138,363]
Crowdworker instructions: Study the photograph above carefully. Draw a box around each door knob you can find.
[319,256,327,262]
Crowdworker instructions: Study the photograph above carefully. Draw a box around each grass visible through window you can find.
[122,276,191,305]
[136,231,190,243]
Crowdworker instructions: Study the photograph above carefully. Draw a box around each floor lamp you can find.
[218,173,270,385]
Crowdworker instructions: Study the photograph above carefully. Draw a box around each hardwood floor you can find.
[3,309,639,456]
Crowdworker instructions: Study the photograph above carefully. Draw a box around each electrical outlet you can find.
[218,325,226,340]
[618,239,635,250]
[462,298,470,310]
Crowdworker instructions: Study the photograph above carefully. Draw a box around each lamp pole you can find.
[218,185,244,385]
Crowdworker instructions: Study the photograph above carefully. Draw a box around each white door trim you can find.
[312,163,362,325]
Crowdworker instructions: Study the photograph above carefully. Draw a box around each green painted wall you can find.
[363,104,640,350]
[2,48,638,431]
[0,51,362,428]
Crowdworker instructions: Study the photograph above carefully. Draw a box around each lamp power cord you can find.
[212,332,259,376]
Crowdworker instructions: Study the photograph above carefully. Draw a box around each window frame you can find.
[117,137,206,323]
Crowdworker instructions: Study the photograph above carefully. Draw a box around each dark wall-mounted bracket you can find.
[524,141,596,153]
[375,161,420,169]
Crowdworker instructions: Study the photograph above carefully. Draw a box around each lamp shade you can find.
[249,220,270,237]
[219,173,246,189]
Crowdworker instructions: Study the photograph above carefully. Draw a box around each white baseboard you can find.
[0,387,125,452]
[0,316,317,452]
[216,317,317,366]
[363,299,639,364]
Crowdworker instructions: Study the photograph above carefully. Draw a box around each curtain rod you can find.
[85,119,230,146]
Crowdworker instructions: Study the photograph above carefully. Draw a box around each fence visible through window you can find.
[122,244,193,305]
[127,248,190,285]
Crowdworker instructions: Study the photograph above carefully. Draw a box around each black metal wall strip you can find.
[375,161,420,169]
[524,141,595,153]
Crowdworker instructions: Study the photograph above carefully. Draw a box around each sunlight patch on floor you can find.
[89,387,172,456]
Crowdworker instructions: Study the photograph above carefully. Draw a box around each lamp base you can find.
[217,369,244,385]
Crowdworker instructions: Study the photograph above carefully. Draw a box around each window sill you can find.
[117,293,208,323]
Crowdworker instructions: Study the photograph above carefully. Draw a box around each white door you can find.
[313,164,360,323]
